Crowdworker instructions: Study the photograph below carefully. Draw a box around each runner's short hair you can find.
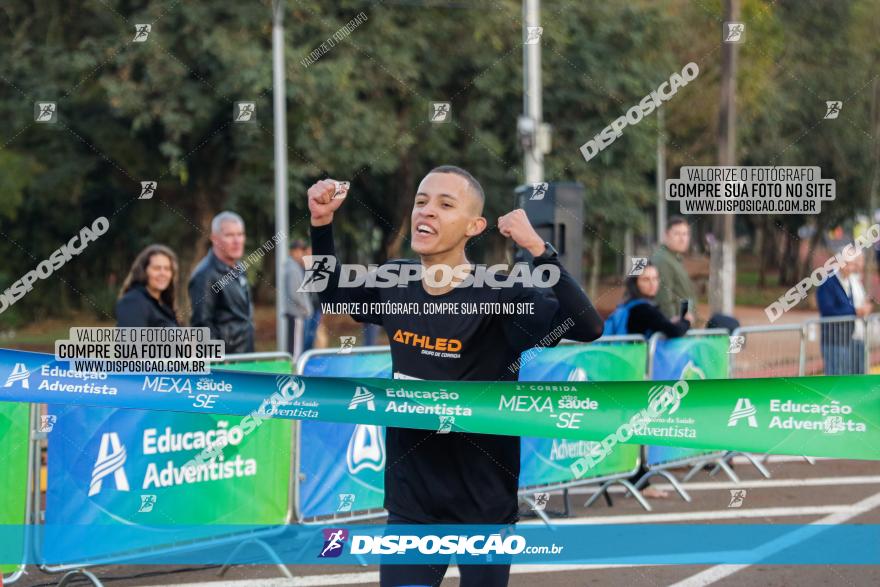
[429,165,485,209]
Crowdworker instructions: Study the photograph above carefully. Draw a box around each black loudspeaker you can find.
[513,182,585,283]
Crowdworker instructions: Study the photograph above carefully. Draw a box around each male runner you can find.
[307,165,603,587]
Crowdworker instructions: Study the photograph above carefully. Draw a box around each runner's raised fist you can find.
[308,179,349,226]
[497,208,546,256]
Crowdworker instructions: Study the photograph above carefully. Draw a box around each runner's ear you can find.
[466,216,487,237]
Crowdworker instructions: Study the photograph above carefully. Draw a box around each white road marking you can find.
[667,490,880,587]
[134,471,880,587]
[733,454,824,465]
[729,455,827,464]
[137,563,645,587]
[568,474,880,494]
[519,504,850,525]
[135,503,866,587]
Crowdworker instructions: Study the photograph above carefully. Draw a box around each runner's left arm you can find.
[496,209,603,351]
[500,256,603,351]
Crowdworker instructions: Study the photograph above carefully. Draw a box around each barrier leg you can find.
[709,452,769,480]
[633,470,692,503]
[56,569,103,587]
[519,490,571,521]
[2,567,26,585]
[218,538,293,579]
[682,457,714,482]
[760,452,812,467]
[737,452,772,479]
[708,454,741,483]
[519,495,552,526]
[585,479,651,512]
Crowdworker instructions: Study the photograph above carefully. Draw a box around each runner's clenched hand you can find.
[498,209,546,256]
[309,179,349,226]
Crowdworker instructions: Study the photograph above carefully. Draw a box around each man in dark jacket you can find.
[816,250,872,374]
[188,211,255,353]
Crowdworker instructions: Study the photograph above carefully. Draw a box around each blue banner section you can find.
[44,404,291,562]
[3,524,880,565]
[648,335,728,466]
[517,342,645,486]
[298,351,391,519]
[0,348,284,417]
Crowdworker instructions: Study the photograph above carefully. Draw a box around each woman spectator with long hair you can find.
[604,261,691,498]
[115,244,180,327]
[604,262,691,339]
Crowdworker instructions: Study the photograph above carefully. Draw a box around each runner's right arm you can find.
[308,179,382,325]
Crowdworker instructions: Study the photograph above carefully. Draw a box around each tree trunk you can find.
[800,227,822,278]
[178,185,216,324]
[588,231,601,300]
[778,231,799,286]
[867,80,880,300]
[383,106,415,261]
[710,0,739,315]
[755,219,766,287]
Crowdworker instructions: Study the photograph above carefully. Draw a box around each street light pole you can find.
[272,0,289,352]
[523,0,543,185]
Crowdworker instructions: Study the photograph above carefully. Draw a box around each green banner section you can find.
[335,375,880,461]
[215,359,292,375]
[0,349,877,462]
[647,334,729,466]
[0,402,29,575]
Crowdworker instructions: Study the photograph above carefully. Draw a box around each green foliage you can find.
[0,0,877,322]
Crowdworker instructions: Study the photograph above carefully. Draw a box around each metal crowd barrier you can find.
[4,312,875,582]
[728,323,815,467]
[730,315,877,469]
[520,336,646,520]
[732,314,877,378]
[803,316,867,376]
[639,329,743,493]
[1,404,36,585]
[867,313,880,373]
[29,352,297,585]
[729,323,805,378]
[215,351,298,526]
[295,346,393,524]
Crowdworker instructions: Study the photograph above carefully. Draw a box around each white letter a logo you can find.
[89,432,130,496]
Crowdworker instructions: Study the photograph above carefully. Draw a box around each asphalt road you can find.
[9,456,880,587]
